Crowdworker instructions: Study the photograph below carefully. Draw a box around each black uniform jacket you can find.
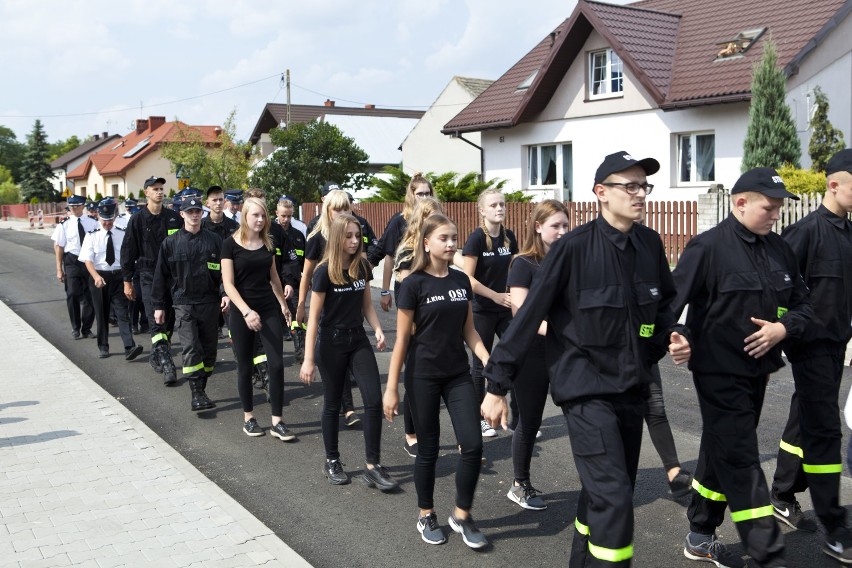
[152,228,224,309]
[781,205,852,360]
[121,206,183,280]
[201,215,239,241]
[279,222,306,274]
[672,213,812,376]
[485,216,684,405]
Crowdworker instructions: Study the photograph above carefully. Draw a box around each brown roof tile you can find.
[444,0,849,132]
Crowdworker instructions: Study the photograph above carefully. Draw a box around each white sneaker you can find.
[480,419,497,438]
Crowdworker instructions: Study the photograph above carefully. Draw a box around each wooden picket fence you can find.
[303,200,699,265]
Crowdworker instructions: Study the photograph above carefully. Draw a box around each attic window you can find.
[122,136,152,158]
[715,27,766,60]
[516,69,539,92]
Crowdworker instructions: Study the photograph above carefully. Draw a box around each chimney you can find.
[214,127,222,136]
[102,131,108,138]
[365,104,375,110]
[93,134,100,141]
[148,116,166,131]
[324,99,335,107]
[135,119,149,133]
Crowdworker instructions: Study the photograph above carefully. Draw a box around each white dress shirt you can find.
[78,226,125,271]
[52,215,98,255]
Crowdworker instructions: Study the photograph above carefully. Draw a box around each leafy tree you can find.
[160,109,253,190]
[0,165,21,204]
[742,40,801,171]
[20,119,57,202]
[808,86,846,172]
[48,135,82,162]
[0,125,26,182]
[250,120,369,204]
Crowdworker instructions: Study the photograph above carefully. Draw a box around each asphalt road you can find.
[2,226,851,568]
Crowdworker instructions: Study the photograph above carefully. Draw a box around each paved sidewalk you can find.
[0,299,312,567]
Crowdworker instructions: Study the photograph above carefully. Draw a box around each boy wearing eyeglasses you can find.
[483,151,690,567]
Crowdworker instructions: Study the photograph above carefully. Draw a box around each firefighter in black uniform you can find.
[482,151,691,567]
[672,168,812,568]
[276,195,307,360]
[52,194,97,339]
[202,186,239,338]
[152,196,229,411]
[121,176,183,385]
[769,149,852,563]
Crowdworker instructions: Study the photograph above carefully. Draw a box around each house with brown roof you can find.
[443,0,851,201]
[400,76,494,177]
[66,116,222,199]
[50,132,121,197]
[249,100,424,158]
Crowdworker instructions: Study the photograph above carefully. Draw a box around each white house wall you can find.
[482,102,748,203]
[402,79,484,177]
[785,12,852,169]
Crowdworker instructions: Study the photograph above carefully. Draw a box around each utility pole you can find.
[285,69,291,130]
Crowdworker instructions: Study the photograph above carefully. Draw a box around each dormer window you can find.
[516,69,539,92]
[715,27,766,60]
[589,49,623,99]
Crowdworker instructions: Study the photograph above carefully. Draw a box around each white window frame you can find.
[676,132,716,185]
[588,48,623,99]
[526,142,574,201]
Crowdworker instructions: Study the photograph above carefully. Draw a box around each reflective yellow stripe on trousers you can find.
[182,362,204,374]
[692,478,726,502]
[779,439,803,458]
[730,505,774,523]
[575,519,633,563]
[253,354,267,365]
[803,463,843,474]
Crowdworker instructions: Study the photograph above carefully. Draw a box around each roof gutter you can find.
[660,93,752,111]
[785,1,852,76]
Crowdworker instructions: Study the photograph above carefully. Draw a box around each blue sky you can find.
[0,0,631,144]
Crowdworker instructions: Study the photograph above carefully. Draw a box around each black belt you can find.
[97,269,122,276]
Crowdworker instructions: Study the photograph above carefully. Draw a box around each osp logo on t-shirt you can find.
[449,288,468,302]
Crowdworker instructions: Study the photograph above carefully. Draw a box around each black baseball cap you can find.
[731,167,799,200]
[321,182,341,197]
[825,149,852,176]
[143,176,166,189]
[181,197,204,211]
[594,151,660,185]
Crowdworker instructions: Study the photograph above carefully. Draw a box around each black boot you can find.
[149,344,163,373]
[161,347,177,386]
[189,379,205,411]
[293,327,305,364]
[198,376,216,410]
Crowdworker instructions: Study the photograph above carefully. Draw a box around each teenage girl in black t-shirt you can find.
[504,199,569,511]
[384,214,490,549]
[299,213,396,491]
[379,173,434,312]
[462,189,518,438]
[221,198,295,441]
[391,197,444,458]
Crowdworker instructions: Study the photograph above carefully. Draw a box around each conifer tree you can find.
[808,86,846,172]
[20,119,56,202]
[741,40,801,171]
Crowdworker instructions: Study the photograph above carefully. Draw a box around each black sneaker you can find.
[770,493,818,532]
[404,440,418,458]
[98,348,109,359]
[125,344,143,361]
[507,480,547,511]
[324,459,350,485]
[683,532,745,568]
[243,418,265,437]
[668,469,693,498]
[824,526,852,564]
[82,330,95,339]
[448,512,488,549]
[72,330,81,340]
[362,464,398,492]
[270,422,296,442]
[417,512,446,545]
[345,412,361,428]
